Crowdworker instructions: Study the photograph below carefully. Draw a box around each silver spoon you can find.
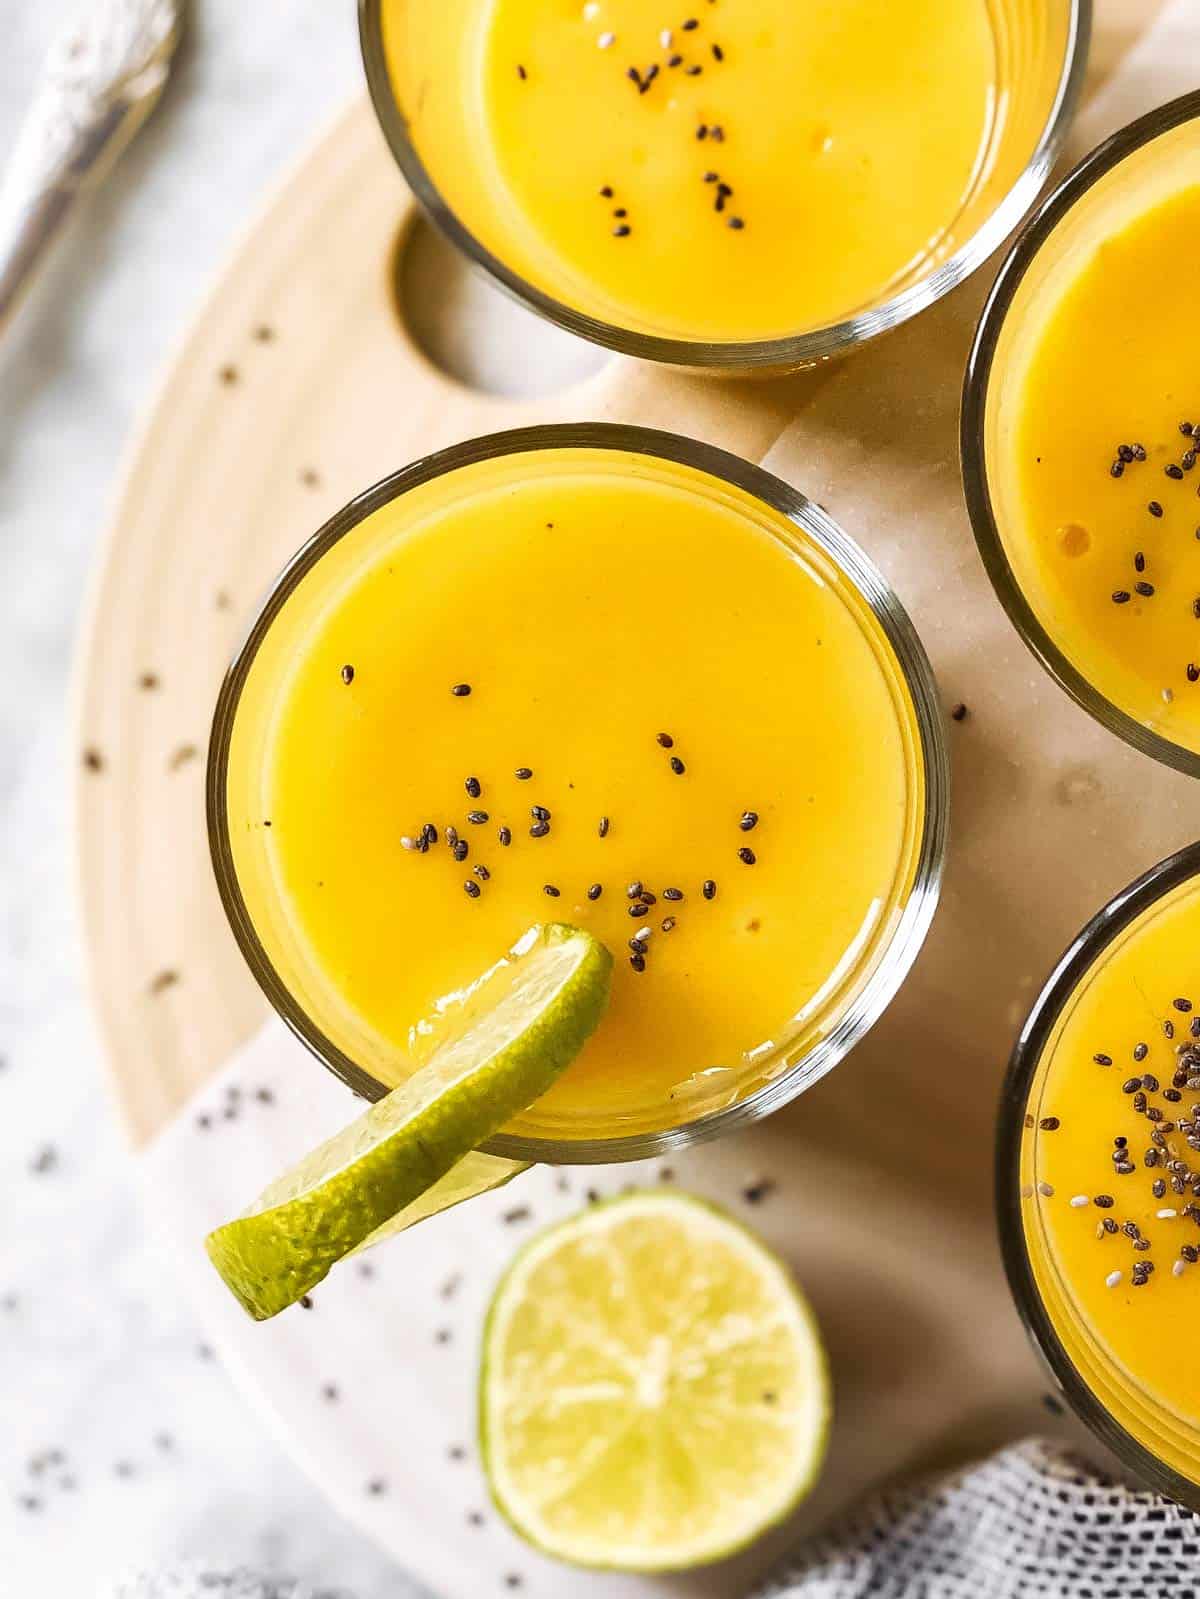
[0,0,183,343]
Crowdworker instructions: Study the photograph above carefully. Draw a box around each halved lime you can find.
[480,1191,830,1571]
[206,924,612,1320]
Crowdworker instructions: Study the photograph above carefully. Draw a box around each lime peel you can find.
[205,923,611,1320]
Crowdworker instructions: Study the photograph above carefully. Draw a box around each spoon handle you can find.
[0,0,182,342]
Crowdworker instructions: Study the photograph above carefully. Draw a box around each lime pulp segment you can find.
[480,1190,831,1570]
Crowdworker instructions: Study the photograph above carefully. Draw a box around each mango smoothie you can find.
[215,434,939,1148]
[975,110,1200,760]
[1015,861,1200,1490]
[374,0,1075,344]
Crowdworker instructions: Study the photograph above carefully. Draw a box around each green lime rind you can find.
[479,1190,831,1572]
[205,924,611,1321]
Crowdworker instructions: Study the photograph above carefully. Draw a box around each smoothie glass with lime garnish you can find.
[1000,841,1200,1509]
[360,0,1088,368]
[207,424,947,1166]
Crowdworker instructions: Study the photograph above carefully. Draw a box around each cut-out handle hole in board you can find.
[394,215,607,399]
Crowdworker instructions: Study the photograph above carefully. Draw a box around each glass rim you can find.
[358,0,1092,371]
[962,90,1200,780]
[995,839,1200,1509]
[207,421,949,1164]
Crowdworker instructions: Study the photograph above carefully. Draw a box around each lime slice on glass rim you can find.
[480,1191,831,1571]
[205,923,612,1320]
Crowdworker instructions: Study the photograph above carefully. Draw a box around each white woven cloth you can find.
[757,1439,1200,1599]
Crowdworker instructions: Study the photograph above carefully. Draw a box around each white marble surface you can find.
[0,1,1184,1595]
[0,4,446,1593]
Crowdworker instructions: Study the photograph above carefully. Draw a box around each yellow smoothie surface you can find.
[384,0,1001,341]
[1022,873,1200,1477]
[994,179,1200,752]
[225,446,928,1142]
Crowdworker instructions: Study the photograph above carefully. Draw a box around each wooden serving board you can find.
[70,104,814,1151]
[65,8,1175,1595]
[73,0,1160,1150]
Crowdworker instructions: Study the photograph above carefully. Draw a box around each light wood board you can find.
[74,0,1161,1148]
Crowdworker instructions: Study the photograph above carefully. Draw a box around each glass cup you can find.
[207,423,948,1165]
[998,842,1200,1508]
[963,92,1200,777]
[359,0,1090,371]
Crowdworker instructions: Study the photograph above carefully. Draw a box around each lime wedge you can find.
[480,1191,830,1571]
[206,924,612,1320]
[351,1149,531,1256]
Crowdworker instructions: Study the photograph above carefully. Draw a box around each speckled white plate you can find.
[139,1026,833,1597]
[140,1016,1037,1599]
